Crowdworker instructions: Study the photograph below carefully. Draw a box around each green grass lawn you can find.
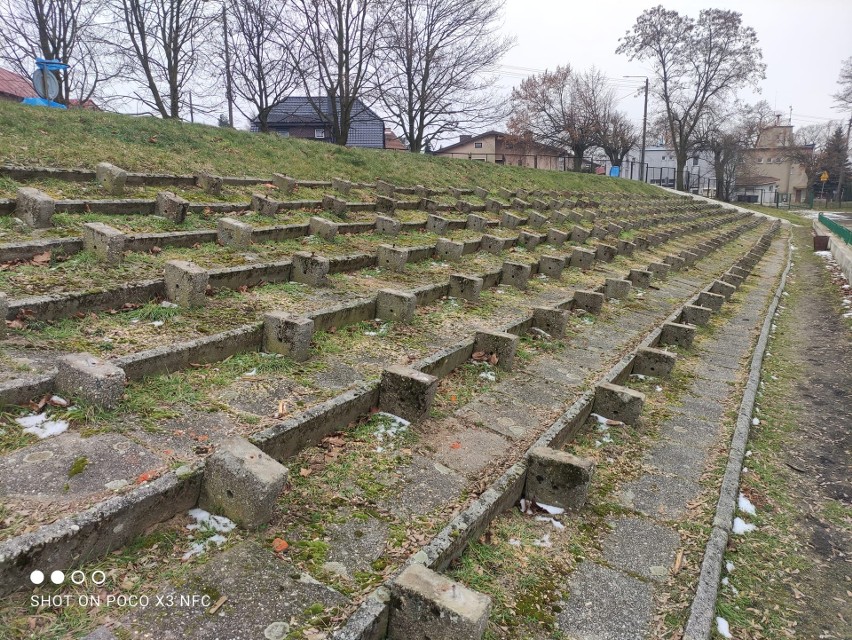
[0,100,661,195]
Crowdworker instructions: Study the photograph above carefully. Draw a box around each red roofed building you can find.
[0,67,37,101]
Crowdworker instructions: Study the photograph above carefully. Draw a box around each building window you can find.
[277,130,289,138]
[692,157,699,166]
[474,142,483,149]
[314,128,324,138]
[757,157,763,163]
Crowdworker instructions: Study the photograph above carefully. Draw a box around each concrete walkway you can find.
[555,234,788,640]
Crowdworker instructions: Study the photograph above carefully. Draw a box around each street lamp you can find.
[624,75,649,182]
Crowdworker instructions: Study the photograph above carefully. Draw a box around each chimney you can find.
[460,135,472,143]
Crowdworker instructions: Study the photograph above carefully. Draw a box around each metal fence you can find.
[818,213,852,246]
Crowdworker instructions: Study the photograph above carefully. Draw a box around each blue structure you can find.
[22,58,68,109]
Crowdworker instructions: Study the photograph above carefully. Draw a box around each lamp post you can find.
[625,75,649,182]
[205,0,234,127]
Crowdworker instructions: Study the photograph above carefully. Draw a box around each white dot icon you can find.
[50,570,65,585]
[30,570,45,585]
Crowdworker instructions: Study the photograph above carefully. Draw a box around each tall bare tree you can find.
[617,6,765,190]
[508,65,606,171]
[110,0,215,118]
[0,0,118,105]
[597,111,639,169]
[832,57,852,204]
[286,0,388,146]
[225,0,297,132]
[781,122,832,191]
[374,0,513,153]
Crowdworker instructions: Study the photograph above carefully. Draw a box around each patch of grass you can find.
[67,456,88,478]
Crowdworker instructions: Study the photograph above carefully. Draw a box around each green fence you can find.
[818,213,852,246]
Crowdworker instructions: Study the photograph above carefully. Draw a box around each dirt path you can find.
[718,224,851,639]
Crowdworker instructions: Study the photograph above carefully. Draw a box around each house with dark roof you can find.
[256,96,386,148]
[435,131,569,170]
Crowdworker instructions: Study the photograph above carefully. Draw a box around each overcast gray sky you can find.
[489,0,851,134]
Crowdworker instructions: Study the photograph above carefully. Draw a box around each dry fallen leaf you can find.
[299,467,312,477]
[272,538,289,553]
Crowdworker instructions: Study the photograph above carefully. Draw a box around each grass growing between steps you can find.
[0,100,659,196]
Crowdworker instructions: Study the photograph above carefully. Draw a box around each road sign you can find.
[820,171,829,182]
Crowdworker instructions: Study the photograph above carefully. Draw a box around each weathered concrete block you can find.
[196,172,223,195]
[594,382,645,425]
[525,447,595,511]
[532,306,568,339]
[681,250,699,266]
[721,272,744,289]
[591,224,608,239]
[155,191,189,223]
[647,262,669,279]
[379,365,438,423]
[376,195,397,213]
[571,226,591,244]
[474,330,518,371]
[474,186,489,199]
[449,274,483,301]
[498,187,514,199]
[512,198,529,210]
[377,289,417,323]
[263,312,314,361]
[466,214,489,232]
[547,229,568,246]
[217,217,253,249]
[697,291,725,312]
[516,189,528,200]
[376,216,401,235]
[309,216,339,240]
[608,223,624,236]
[628,269,652,288]
[617,240,636,257]
[455,199,472,214]
[539,255,565,279]
[480,235,511,254]
[485,198,503,213]
[550,210,568,224]
[500,212,524,229]
[96,162,127,195]
[272,173,297,193]
[518,230,544,249]
[164,260,208,307]
[633,347,676,377]
[434,238,465,262]
[199,437,288,530]
[251,193,281,216]
[570,247,596,271]
[426,214,450,236]
[659,322,695,348]
[710,280,736,301]
[389,564,491,640]
[377,244,409,271]
[501,261,531,290]
[322,195,349,217]
[573,290,605,314]
[16,187,55,228]
[56,352,126,409]
[664,254,685,271]
[730,266,750,279]
[332,177,353,195]
[681,304,712,326]
[420,197,439,212]
[596,244,617,263]
[0,292,7,338]
[292,251,330,286]
[605,278,632,300]
[82,222,126,264]
[376,179,396,196]
[527,211,548,228]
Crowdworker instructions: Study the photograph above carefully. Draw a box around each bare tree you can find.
[286,0,388,146]
[781,122,832,190]
[738,99,777,147]
[832,57,852,203]
[225,0,297,132]
[0,0,118,105]
[109,0,215,119]
[617,6,766,191]
[597,111,639,169]
[508,65,605,171]
[374,0,513,153]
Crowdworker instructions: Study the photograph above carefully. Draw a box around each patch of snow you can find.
[595,434,613,447]
[732,517,756,534]
[742,467,748,474]
[531,533,551,548]
[50,395,69,407]
[15,413,47,428]
[23,419,69,439]
[726,561,735,572]
[535,516,565,530]
[149,320,164,327]
[160,301,178,308]
[244,368,257,376]
[630,373,647,380]
[716,616,732,638]
[738,493,757,516]
[536,503,565,515]
[655,385,663,392]
[187,508,236,534]
[752,417,760,426]
[745,450,752,457]
[721,576,729,586]
[509,538,521,547]
[479,371,497,382]
[130,319,140,324]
